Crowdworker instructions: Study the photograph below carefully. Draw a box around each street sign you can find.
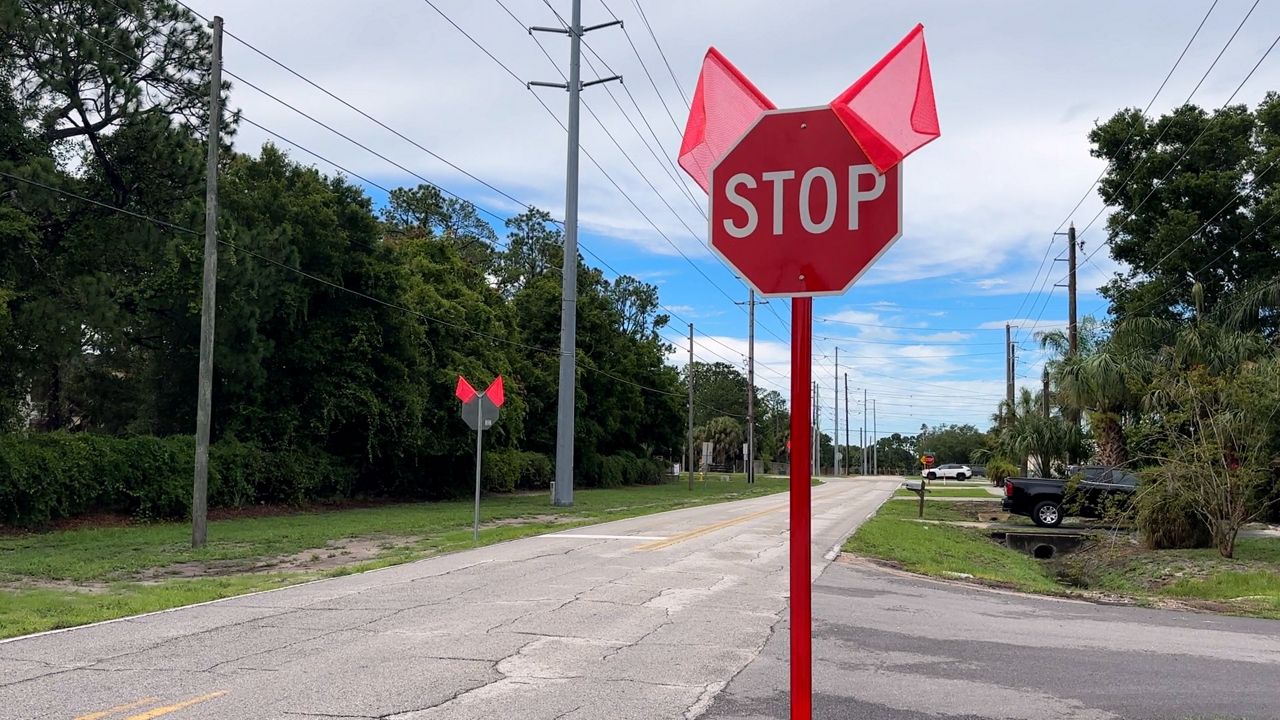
[709,106,902,297]
[460,395,500,431]
[457,375,505,541]
[922,454,935,468]
[678,25,939,720]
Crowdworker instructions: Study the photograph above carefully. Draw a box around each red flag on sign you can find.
[455,376,477,404]
[484,376,505,408]
[829,24,940,173]
[678,47,775,193]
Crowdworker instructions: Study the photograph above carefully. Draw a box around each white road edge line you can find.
[541,534,669,541]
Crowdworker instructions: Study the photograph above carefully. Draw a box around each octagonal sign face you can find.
[709,106,902,297]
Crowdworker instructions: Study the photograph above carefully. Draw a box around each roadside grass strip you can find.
[0,478,792,638]
[845,498,1280,619]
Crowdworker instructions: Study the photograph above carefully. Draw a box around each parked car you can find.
[1002,467,1138,527]
[969,465,987,478]
[922,463,972,481]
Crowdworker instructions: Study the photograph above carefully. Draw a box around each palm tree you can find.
[694,416,744,467]
[991,388,1082,476]
[1038,317,1134,468]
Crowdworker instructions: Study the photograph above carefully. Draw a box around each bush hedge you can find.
[582,452,667,488]
[0,434,674,527]
[0,432,352,527]
[1136,473,1212,549]
[479,450,554,492]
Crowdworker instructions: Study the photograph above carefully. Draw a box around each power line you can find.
[1050,0,1222,236]
[1014,0,1230,344]
[419,2,759,315]
[625,0,691,109]
[3,167,730,410]
[171,0,548,219]
[111,7,740,364]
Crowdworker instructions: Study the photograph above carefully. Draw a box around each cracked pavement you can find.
[0,477,896,719]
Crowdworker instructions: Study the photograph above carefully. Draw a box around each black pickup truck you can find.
[1002,466,1139,527]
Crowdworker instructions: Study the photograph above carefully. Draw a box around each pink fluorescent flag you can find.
[678,47,775,193]
[455,376,477,404]
[484,376,505,408]
[829,24,940,173]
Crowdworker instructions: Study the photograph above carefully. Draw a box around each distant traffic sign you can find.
[457,375,506,540]
[709,107,902,297]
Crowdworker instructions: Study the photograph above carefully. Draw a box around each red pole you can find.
[789,296,812,720]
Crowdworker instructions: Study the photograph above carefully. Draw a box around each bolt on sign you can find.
[676,24,940,720]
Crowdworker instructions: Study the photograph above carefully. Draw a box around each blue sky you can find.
[190,0,1279,436]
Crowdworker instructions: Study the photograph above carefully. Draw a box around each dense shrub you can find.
[0,432,351,527]
[516,452,553,489]
[579,453,666,488]
[985,459,1018,487]
[1136,473,1212,549]
[481,450,522,493]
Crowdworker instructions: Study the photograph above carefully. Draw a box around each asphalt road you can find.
[706,558,1280,720]
[0,477,897,720]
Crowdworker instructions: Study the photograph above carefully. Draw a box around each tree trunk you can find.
[1216,525,1236,559]
[1092,413,1127,468]
[43,362,65,431]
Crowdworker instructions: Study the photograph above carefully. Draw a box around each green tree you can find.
[1091,95,1280,327]
[10,0,219,205]
[1039,318,1132,468]
[694,416,744,468]
[918,423,987,465]
[684,361,747,428]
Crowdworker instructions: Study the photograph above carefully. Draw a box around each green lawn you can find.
[0,477,792,639]
[845,499,1280,619]
[844,499,1061,593]
[892,488,995,498]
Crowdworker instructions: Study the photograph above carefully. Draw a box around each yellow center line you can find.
[74,698,161,720]
[120,692,227,720]
[636,504,787,551]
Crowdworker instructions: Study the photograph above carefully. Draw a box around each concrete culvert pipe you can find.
[1033,544,1056,560]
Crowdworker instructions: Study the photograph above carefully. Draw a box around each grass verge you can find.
[892,488,995,498]
[0,477,792,639]
[844,500,1061,593]
[845,498,1280,618]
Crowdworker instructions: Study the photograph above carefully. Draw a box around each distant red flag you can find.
[829,24,940,173]
[678,47,775,193]
[484,376,505,408]
[455,376,477,404]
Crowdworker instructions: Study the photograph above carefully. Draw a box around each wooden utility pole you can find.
[1042,368,1051,419]
[832,348,839,476]
[687,323,694,490]
[1005,322,1014,420]
[843,373,850,477]
[191,15,223,549]
[1067,222,1078,358]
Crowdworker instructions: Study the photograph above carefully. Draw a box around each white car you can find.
[922,463,972,481]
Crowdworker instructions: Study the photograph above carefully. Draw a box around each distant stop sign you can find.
[710,107,902,296]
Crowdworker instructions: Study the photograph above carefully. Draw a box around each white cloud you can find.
[972,278,1010,290]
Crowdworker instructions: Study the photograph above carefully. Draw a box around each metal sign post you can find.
[790,297,813,718]
[472,400,484,542]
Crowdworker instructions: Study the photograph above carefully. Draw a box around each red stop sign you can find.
[710,107,902,296]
